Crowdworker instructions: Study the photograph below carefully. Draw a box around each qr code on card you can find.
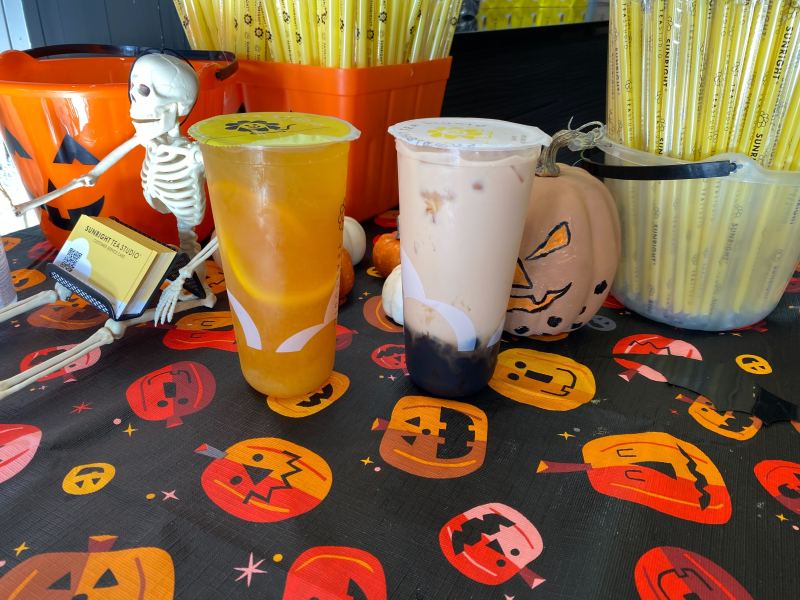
[59,247,83,272]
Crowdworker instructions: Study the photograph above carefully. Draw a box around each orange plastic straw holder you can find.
[0,45,238,248]
[237,58,452,222]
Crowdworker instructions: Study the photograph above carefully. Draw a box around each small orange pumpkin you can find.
[372,231,401,277]
[339,249,355,305]
[505,124,620,336]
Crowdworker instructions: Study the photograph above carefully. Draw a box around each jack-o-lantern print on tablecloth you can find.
[163,311,237,352]
[538,432,731,524]
[335,324,358,350]
[754,460,800,515]
[27,295,107,330]
[440,503,545,589]
[489,348,595,410]
[363,296,403,333]
[27,240,58,263]
[19,344,101,383]
[62,462,116,495]
[282,546,387,600]
[372,396,487,478]
[196,437,332,522]
[0,534,175,599]
[634,546,753,600]
[10,268,46,292]
[204,260,226,294]
[371,343,406,370]
[0,424,41,484]
[2,235,21,252]
[126,361,216,428]
[613,334,703,382]
[675,393,762,441]
[267,372,349,418]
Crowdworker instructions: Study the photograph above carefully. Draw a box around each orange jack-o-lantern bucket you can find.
[0,44,239,248]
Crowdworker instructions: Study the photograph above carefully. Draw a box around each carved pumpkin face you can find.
[489,348,595,410]
[196,437,332,522]
[2,236,21,252]
[538,432,731,524]
[0,424,41,484]
[371,344,406,370]
[754,460,800,515]
[10,268,46,291]
[62,462,116,495]
[686,395,762,440]
[376,396,488,478]
[267,372,349,418]
[440,503,545,588]
[126,361,216,427]
[335,325,357,350]
[0,535,174,599]
[505,164,620,336]
[27,240,58,262]
[283,546,387,600]
[20,344,102,383]
[634,546,753,600]
[163,311,237,352]
[27,295,107,330]
[613,334,702,382]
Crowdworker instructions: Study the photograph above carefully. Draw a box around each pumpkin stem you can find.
[537,120,606,177]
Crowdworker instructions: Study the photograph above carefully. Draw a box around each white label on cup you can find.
[402,249,478,352]
[276,279,339,353]
[228,288,262,350]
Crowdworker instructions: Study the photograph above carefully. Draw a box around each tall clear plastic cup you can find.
[190,113,360,396]
[389,118,550,396]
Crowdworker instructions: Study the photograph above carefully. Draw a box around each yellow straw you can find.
[198,0,220,49]
[442,0,464,59]
[773,70,800,169]
[375,0,388,65]
[399,0,422,63]
[753,4,800,167]
[426,0,449,61]
[408,0,430,63]
[697,0,733,159]
[317,0,329,66]
[356,0,370,66]
[341,0,356,67]
[263,0,286,62]
[328,0,341,67]
[735,0,785,156]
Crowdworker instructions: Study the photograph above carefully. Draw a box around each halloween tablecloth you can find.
[0,221,799,600]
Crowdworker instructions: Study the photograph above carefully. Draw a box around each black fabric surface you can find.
[0,223,799,599]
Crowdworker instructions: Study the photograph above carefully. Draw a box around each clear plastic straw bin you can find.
[586,138,800,331]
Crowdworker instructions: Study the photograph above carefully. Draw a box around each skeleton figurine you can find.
[0,53,220,400]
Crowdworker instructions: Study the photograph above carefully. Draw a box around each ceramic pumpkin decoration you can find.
[0,534,175,599]
[505,124,620,336]
[373,231,401,277]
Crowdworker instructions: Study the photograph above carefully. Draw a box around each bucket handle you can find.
[24,44,238,81]
[578,147,738,181]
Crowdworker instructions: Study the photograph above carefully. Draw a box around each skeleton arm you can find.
[11,136,142,216]
[154,235,219,325]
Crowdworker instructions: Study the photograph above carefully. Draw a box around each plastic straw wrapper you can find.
[288,0,312,64]
[174,0,215,49]
[327,0,340,67]
[261,0,286,62]
[197,0,220,49]
[408,0,430,63]
[697,0,733,159]
[316,0,329,66]
[425,0,449,61]
[682,0,713,160]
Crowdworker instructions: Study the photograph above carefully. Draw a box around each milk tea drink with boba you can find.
[389,118,550,397]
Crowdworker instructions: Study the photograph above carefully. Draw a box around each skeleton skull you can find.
[129,54,199,140]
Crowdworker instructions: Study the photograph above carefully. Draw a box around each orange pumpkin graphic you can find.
[10,268,46,291]
[489,348,595,410]
[538,432,731,524]
[675,393,762,441]
[27,295,107,331]
[267,372,350,418]
[0,534,174,599]
[373,396,488,478]
[2,235,21,252]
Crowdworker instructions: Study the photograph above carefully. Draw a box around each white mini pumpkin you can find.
[382,264,403,325]
[343,216,366,265]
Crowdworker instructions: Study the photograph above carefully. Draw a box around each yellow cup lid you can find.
[189,112,361,147]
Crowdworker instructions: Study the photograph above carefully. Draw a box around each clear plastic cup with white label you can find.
[389,118,551,397]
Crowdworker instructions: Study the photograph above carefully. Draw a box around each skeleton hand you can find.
[154,236,220,324]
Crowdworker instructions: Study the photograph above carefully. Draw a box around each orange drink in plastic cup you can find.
[190,113,360,396]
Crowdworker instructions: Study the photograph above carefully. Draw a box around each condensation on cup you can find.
[389,118,551,397]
